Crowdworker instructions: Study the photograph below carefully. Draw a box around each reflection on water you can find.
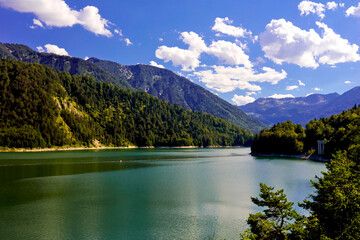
[0,148,325,240]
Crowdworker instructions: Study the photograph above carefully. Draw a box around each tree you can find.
[301,146,360,240]
[240,183,304,240]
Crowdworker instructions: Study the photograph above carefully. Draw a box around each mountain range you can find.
[0,42,267,133]
[240,87,360,126]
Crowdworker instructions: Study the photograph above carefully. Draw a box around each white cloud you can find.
[260,19,360,68]
[306,93,314,97]
[346,3,360,17]
[298,1,326,19]
[124,38,133,46]
[84,56,89,60]
[246,91,257,96]
[181,31,207,53]
[114,29,122,36]
[0,0,112,37]
[344,81,352,84]
[206,40,252,67]
[326,1,338,10]
[286,85,299,90]
[212,17,252,38]
[298,80,306,86]
[268,94,295,99]
[232,94,255,106]
[155,32,204,71]
[36,46,44,52]
[32,18,43,28]
[339,3,344,8]
[156,46,200,71]
[149,61,165,69]
[194,65,286,93]
[37,44,69,56]
[159,38,163,42]
[313,87,322,91]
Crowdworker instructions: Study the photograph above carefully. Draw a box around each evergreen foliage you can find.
[0,59,253,148]
[251,121,305,155]
[241,146,360,239]
[252,107,360,157]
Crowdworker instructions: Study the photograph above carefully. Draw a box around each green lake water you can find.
[0,147,325,240]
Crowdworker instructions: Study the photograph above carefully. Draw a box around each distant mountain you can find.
[240,88,360,126]
[0,43,133,90]
[87,57,268,133]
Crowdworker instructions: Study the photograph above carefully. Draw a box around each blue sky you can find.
[0,0,359,106]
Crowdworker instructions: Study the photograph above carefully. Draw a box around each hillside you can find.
[0,43,133,90]
[251,105,360,157]
[0,59,253,148]
[239,89,360,125]
[87,57,268,133]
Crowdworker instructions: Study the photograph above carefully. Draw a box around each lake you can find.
[0,147,325,240]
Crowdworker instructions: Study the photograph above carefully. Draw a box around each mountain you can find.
[0,59,253,148]
[87,57,268,133]
[0,43,133,90]
[239,89,360,126]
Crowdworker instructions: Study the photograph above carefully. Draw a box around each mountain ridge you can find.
[87,57,268,133]
[240,89,360,125]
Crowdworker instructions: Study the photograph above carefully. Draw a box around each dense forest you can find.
[0,59,253,149]
[251,106,360,157]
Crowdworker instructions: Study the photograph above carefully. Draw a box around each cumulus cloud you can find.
[286,85,299,90]
[84,56,89,60]
[344,81,352,84]
[156,31,253,71]
[156,46,201,71]
[326,1,338,10]
[346,3,360,17]
[298,80,306,86]
[260,19,360,68]
[194,65,286,93]
[206,40,252,67]
[268,94,295,99]
[212,17,252,38]
[36,44,69,56]
[155,32,204,71]
[232,94,255,106]
[149,61,165,69]
[0,0,112,37]
[313,87,322,91]
[298,1,326,19]
[298,1,341,18]
[247,92,257,96]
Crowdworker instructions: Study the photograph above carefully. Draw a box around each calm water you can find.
[0,148,325,240]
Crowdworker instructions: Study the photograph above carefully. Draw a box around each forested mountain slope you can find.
[88,57,268,133]
[0,59,253,148]
[0,43,133,90]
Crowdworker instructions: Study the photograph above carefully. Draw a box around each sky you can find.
[0,0,359,106]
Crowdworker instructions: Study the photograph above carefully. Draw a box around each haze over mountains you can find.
[0,42,267,133]
[240,87,360,126]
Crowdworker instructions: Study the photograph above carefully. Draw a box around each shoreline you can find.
[251,153,330,162]
[0,145,248,153]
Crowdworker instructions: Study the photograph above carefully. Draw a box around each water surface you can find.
[0,148,325,240]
